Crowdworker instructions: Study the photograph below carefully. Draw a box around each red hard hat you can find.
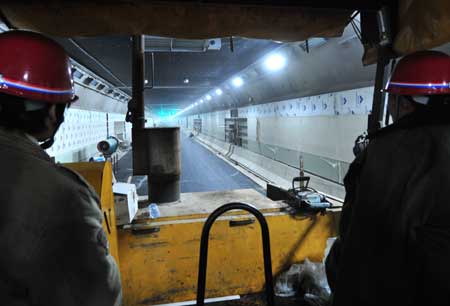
[0,30,76,104]
[386,50,450,96]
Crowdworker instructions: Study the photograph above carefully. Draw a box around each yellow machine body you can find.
[118,190,339,306]
[64,163,339,306]
[118,212,338,305]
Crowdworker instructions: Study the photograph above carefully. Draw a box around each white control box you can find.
[113,182,138,225]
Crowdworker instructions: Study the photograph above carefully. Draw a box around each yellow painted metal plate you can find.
[133,189,288,224]
[118,210,339,306]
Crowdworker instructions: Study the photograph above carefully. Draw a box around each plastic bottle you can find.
[148,203,160,219]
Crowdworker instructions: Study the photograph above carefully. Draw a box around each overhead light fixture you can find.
[232,77,244,87]
[194,102,198,106]
[200,99,204,103]
[183,78,189,84]
[215,88,223,96]
[206,95,212,101]
[264,53,287,71]
[145,79,149,84]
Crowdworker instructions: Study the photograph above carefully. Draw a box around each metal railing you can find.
[196,202,275,306]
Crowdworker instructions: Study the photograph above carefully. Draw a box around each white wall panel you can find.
[336,90,356,115]
[355,87,374,114]
[46,108,130,162]
[187,86,373,165]
[320,94,336,116]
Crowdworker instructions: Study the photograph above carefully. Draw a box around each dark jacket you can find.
[0,128,122,306]
[328,106,450,306]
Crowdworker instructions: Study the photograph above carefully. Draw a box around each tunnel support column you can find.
[130,34,146,129]
[128,34,146,178]
[129,35,181,203]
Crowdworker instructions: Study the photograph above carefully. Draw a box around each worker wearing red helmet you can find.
[0,30,121,305]
[326,50,450,306]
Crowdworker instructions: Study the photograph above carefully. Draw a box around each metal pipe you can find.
[106,113,109,137]
[196,202,275,306]
[97,137,119,156]
[150,52,155,89]
[132,35,146,129]
[368,47,390,133]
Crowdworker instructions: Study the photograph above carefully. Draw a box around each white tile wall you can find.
[186,86,374,164]
[46,108,131,159]
[238,86,374,118]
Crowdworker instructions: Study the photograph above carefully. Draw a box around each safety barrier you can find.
[194,132,345,201]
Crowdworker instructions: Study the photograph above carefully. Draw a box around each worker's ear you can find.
[400,98,416,113]
[46,104,58,128]
[46,103,67,128]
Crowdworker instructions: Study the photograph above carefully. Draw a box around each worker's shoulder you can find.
[54,164,100,202]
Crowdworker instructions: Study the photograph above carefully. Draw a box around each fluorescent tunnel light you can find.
[232,77,244,87]
[264,54,286,71]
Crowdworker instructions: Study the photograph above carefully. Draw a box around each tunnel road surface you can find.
[115,133,264,196]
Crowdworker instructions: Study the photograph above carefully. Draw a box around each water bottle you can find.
[148,203,160,219]
[305,193,322,204]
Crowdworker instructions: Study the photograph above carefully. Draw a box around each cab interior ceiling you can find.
[2,1,450,112]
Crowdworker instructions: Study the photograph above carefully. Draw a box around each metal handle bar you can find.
[196,202,275,306]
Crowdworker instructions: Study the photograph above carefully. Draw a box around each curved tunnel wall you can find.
[46,83,132,163]
[182,25,375,188]
[181,29,450,192]
[196,25,375,114]
[185,85,373,188]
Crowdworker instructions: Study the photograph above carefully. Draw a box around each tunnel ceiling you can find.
[55,36,279,114]
[4,1,385,117]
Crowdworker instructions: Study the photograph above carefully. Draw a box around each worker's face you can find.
[34,104,68,141]
[387,94,416,122]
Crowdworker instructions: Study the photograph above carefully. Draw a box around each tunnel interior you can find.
[40,14,450,201]
[43,15,379,200]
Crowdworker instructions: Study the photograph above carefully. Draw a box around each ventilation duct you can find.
[73,69,84,79]
[83,77,94,85]
[144,36,221,52]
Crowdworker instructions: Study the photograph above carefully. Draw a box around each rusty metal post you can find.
[146,127,181,203]
[367,6,395,133]
[131,35,145,129]
[130,34,147,177]
[129,36,181,202]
